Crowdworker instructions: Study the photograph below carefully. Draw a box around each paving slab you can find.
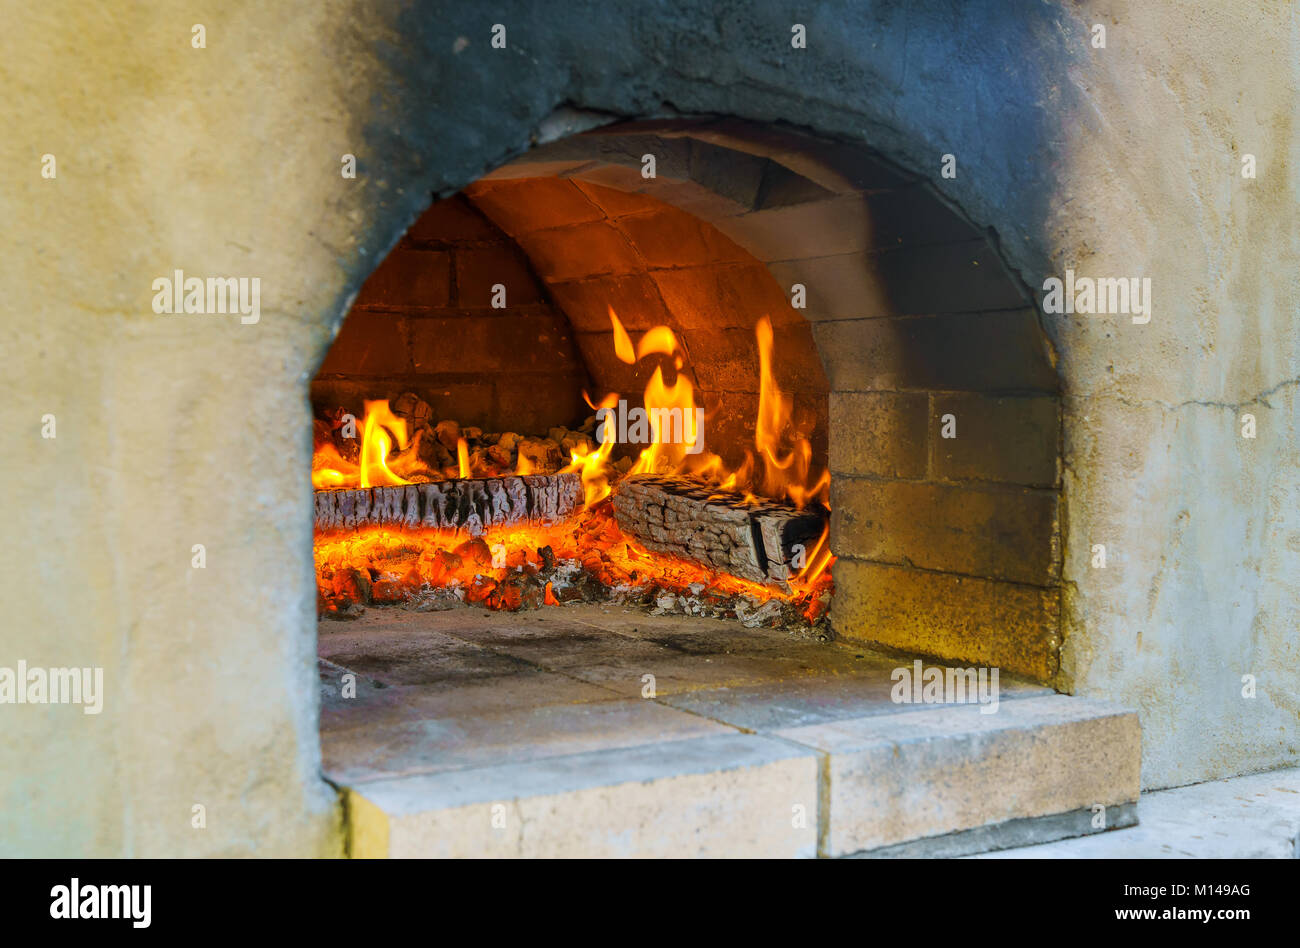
[320,658,619,729]
[319,619,536,687]
[326,695,734,785]
[390,604,875,697]
[661,662,1051,732]
[348,732,820,858]
[775,694,1141,856]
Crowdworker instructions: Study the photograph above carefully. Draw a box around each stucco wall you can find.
[1047,2,1300,786]
[1,0,1295,855]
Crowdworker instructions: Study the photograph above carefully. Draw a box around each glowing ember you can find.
[312,311,835,626]
[316,503,833,623]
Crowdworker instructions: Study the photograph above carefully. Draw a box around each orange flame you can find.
[753,317,831,508]
[563,392,619,505]
[565,308,829,512]
[636,325,678,360]
[313,400,432,489]
[609,306,636,364]
[360,401,413,488]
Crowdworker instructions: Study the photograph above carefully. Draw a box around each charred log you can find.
[314,472,582,536]
[610,473,827,587]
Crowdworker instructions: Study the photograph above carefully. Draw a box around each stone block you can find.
[867,240,1028,314]
[408,312,581,376]
[786,243,1030,323]
[638,176,753,221]
[774,256,895,322]
[689,119,914,192]
[452,245,543,307]
[594,132,694,181]
[650,264,801,332]
[547,272,676,332]
[689,139,768,210]
[814,318,907,388]
[713,195,875,261]
[560,132,693,181]
[827,392,928,478]
[354,248,452,308]
[612,207,751,269]
[515,220,642,282]
[347,733,820,858]
[681,322,827,395]
[492,373,591,433]
[407,195,502,244]
[317,311,408,376]
[829,558,1060,681]
[325,694,731,787]
[753,161,838,209]
[571,331,663,400]
[694,389,760,470]
[464,178,604,236]
[859,186,978,248]
[411,382,495,429]
[831,477,1060,585]
[930,394,1059,487]
[775,695,1141,856]
[815,313,1058,392]
[572,179,663,219]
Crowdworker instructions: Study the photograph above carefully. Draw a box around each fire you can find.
[315,504,827,618]
[565,307,835,592]
[565,307,828,513]
[312,308,835,620]
[360,401,412,487]
[312,399,431,489]
[565,391,619,505]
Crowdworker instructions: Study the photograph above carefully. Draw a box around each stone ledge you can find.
[339,692,1141,858]
[774,695,1141,857]
[347,733,820,858]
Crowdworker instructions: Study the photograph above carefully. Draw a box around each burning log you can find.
[314,472,582,536]
[611,474,828,587]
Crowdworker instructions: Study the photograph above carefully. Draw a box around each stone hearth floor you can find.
[319,604,1140,857]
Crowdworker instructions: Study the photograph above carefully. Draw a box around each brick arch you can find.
[430,119,1064,681]
[461,175,829,472]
